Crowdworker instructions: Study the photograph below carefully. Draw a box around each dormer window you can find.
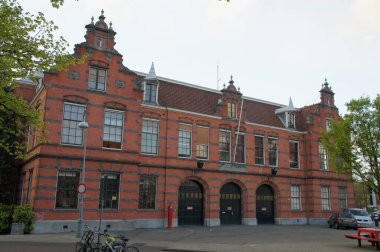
[144,83,158,104]
[275,97,298,129]
[228,103,237,118]
[287,112,295,128]
[88,67,106,91]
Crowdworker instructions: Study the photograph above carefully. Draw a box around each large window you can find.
[178,124,192,158]
[99,173,120,209]
[144,83,158,103]
[326,118,331,131]
[138,175,157,209]
[61,103,86,145]
[321,186,331,211]
[291,185,301,210]
[289,141,299,168]
[235,134,245,163]
[268,138,278,166]
[141,119,159,155]
[88,67,106,91]
[319,143,328,170]
[287,112,295,128]
[55,170,80,209]
[255,136,264,165]
[339,187,347,209]
[103,110,124,149]
[219,130,231,162]
[196,126,209,159]
[228,103,237,118]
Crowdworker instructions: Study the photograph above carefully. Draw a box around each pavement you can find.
[0,225,376,252]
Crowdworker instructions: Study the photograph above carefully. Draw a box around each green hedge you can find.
[0,204,35,234]
[0,204,12,234]
[13,205,34,234]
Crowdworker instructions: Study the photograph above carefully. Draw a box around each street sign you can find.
[78,183,86,194]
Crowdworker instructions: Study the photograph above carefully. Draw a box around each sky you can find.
[19,0,379,114]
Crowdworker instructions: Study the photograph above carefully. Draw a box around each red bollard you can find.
[168,203,173,228]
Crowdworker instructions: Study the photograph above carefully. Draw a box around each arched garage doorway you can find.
[256,184,275,224]
[178,180,204,225]
[220,182,242,225]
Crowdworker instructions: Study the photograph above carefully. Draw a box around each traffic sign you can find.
[78,183,86,194]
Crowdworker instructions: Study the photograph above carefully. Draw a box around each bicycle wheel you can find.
[125,246,140,252]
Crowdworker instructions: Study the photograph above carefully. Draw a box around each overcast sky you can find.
[19,0,379,114]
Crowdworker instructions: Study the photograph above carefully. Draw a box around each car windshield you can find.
[341,212,355,218]
[350,209,369,216]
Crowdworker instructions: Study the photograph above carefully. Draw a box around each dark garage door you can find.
[220,182,241,225]
[178,180,204,225]
[256,184,274,224]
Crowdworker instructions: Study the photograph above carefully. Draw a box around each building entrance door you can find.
[178,180,204,225]
[256,184,275,224]
[220,182,241,225]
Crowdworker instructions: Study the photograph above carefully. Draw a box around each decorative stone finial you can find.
[91,16,94,24]
[223,83,226,88]
[109,21,113,30]
[101,9,104,16]
[238,86,240,92]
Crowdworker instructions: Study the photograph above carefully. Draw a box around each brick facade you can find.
[16,12,354,233]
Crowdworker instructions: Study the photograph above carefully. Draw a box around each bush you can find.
[13,205,34,234]
[0,204,12,234]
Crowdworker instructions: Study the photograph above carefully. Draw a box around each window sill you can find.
[136,209,157,212]
[102,147,123,151]
[87,88,106,93]
[54,208,78,212]
[140,153,158,156]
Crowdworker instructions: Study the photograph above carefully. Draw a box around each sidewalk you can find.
[0,225,365,252]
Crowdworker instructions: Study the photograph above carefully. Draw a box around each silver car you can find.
[349,208,373,228]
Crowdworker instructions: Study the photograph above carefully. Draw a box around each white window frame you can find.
[319,142,329,171]
[291,185,301,210]
[289,140,300,169]
[88,66,107,92]
[219,130,231,162]
[286,112,296,128]
[326,118,331,131]
[268,137,278,167]
[102,109,124,150]
[60,102,86,146]
[254,135,265,166]
[144,82,159,104]
[141,118,159,155]
[321,186,331,211]
[178,123,192,158]
[228,102,237,118]
[196,125,209,160]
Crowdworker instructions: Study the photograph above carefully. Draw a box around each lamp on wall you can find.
[271,167,278,176]
[197,160,205,169]
[193,160,205,175]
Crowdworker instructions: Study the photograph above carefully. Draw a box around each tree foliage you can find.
[0,0,83,203]
[322,95,380,196]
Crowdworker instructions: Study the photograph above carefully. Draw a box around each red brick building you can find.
[17,12,354,233]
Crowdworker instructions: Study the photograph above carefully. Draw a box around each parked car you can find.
[328,211,357,229]
[348,208,373,228]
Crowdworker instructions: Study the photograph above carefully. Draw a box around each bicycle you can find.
[75,225,140,252]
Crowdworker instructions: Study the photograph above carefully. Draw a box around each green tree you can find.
[322,95,380,198]
[0,0,82,203]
